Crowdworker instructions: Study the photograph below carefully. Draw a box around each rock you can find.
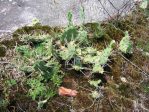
[0,0,135,36]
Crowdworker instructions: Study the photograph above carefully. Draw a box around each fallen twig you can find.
[118,52,149,79]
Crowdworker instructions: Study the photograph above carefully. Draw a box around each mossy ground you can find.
[0,10,149,112]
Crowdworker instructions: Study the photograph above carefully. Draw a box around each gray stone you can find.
[0,0,135,36]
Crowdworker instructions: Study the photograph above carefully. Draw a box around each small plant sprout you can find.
[86,23,105,39]
[83,54,94,63]
[91,91,100,99]
[72,57,83,71]
[86,47,97,55]
[79,6,85,24]
[92,64,104,74]
[77,27,88,44]
[60,11,79,42]
[67,11,73,26]
[93,23,105,38]
[89,80,101,88]
[119,31,133,54]
[60,25,78,42]
[27,78,46,100]
[59,41,76,61]
[89,80,102,99]
[140,0,148,9]
[37,99,48,109]
[0,99,9,108]
[6,79,17,88]
[30,18,40,26]
[140,0,149,16]
[95,40,115,65]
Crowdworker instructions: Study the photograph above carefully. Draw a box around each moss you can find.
[0,37,19,49]
[0,44,6,57]
[13,25,61,38]
[104,23,123,39]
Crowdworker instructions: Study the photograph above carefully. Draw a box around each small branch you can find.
[119,52,149,78]
[97,0,113,19]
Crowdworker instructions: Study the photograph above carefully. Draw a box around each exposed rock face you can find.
[0,0,135,36]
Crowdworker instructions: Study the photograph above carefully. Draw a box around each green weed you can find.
[140,0,149,16]
[119,31,133,54]
[15,34,63,109]
[58,40,115,74]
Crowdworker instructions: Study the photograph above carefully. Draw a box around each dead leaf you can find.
[58,87,78,97]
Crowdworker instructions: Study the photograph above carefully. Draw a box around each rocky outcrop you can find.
[0,0,135,36]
